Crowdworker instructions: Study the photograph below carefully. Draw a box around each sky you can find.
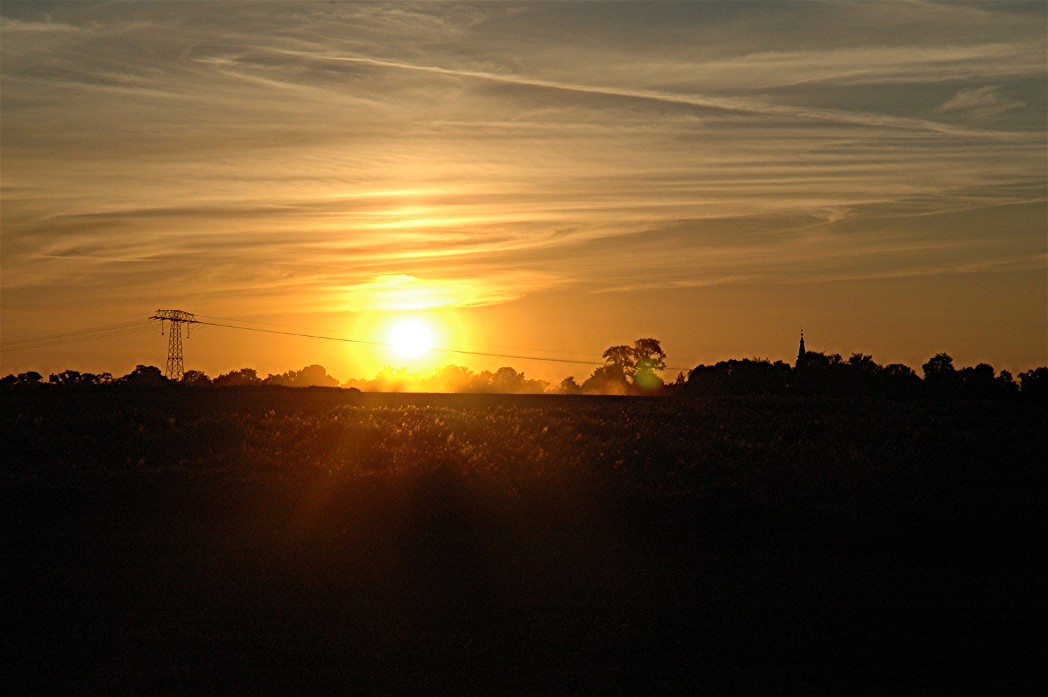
[2,0,1046,384]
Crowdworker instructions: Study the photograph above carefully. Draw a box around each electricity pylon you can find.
[150,309,196,380]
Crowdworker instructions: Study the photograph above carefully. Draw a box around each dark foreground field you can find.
[2,388,1045,695]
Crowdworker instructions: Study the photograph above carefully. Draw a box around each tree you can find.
[847,353,879,372]
[491,366,526,393]
[601,345,635,377]
[790,351,844,394]
[20,371,43,384]
[686,358,789,396]
[120,365,167,386]
[50,370,85,386]
[957,363,998,399]
[631,338,667,390]
[880,363,921,397]
[264,364,338,388]
[48,371,113,387]
[582,364,630,394]
[0,371,44,388]
[1018,367,1048,399]
[213,368,262,387]
[296,364,338,387]
[557,376,581,394]
[482,367,548,394]
[588,338,667,393]
[922,353,956,381]
[996,370,1019,397]
[922,353,958,397]
[180,370,212,386]
[420,364,475,392]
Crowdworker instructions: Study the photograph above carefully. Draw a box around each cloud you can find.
[936,86,1026,118]
[1,1,1044,326]
[0,18,80,33]
[336,272,561,312]
[281,50,1015,138]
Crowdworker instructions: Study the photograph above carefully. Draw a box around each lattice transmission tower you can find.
[150,309,197,380]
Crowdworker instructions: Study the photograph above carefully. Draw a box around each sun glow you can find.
[388,319,433,358]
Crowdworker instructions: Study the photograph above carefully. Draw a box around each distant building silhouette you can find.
[796,330,807,368]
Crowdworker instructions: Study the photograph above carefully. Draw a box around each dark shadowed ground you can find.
[2,389,1045,695]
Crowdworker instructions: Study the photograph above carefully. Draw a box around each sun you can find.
[388,319,433,358]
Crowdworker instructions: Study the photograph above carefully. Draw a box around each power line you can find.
[197,313,600,361]
[192,319,608,368]
[196,314,335,333]
[1,313,693,374]
[192,319,694,372]
[1,319,154,353]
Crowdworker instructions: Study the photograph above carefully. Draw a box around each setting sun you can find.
[388,319,433,358]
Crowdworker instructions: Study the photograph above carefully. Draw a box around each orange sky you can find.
[2,2,1046,383]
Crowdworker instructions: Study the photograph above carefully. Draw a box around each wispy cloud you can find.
[337,272,563,312]
[0,18,80,33]
[937,85,1027,119]
[280,50,1022,138]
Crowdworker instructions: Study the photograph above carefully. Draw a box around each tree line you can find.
[0,364,340,389]
[685,351,1047,400]
[3,338,1046,400]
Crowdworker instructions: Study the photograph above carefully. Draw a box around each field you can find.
[3,388,1045,695]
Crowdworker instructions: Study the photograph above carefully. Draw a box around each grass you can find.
[2,388,1045,695]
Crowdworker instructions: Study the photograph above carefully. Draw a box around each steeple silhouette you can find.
[797,330,807,367]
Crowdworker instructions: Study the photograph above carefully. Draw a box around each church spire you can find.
[797,330,806,367]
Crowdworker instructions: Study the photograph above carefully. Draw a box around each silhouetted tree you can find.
[839,353,884,395]
[1018,367,1048,400]
[587,338,666,393]
[632,338,667,390]
[956,363,999,399]
[213,368,262,387]
[791,351,846,394]
[264,364,338,388]
[120,365,167,386]
[351,366,412,392]
[0,371,44,388]
[996,370,1019,397]
[478,367,548,394]
[491,367,526,393]
[880,363,922,398]
[17,371,43,385]
[602,345,635,377]
[51,370,111,387]
[180,370,212,386]
[921,352,956,393]
[687,358,790,396]
[922,353,955,378]
[847,353,878,372]
[881,363,918,382]
[801,351,843,368]
[50,370,84,386]
[420,364,475,392]
[557,376,581,394]
[582,363,630,394]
